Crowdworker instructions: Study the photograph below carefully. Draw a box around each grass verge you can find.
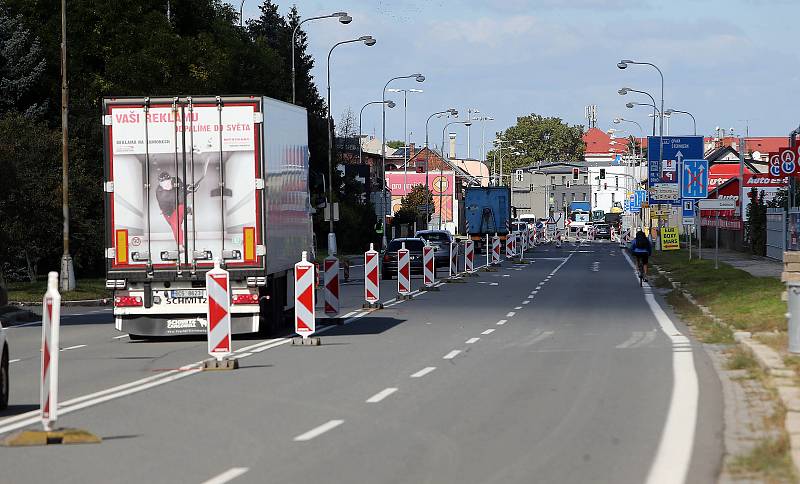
[7,278,109,302]
[729,434,795,483]
[654,249,784,333]
[665,289,734,344]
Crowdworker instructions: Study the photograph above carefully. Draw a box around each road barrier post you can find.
[323,256,340,322]
[422,242,439,290]
[205,260,238,368]
[293,251,320,346]
[505,233,513,259]
[397,242,411,299]
[363,244,382,309]
[2,272,101,446]
[492,234,500,266]
[465,239,477,276]
[448,241,464,282]
[529,228,536,248]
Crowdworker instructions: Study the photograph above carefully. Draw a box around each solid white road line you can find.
[8,359,20,364]
[201,467,250,484]
[113,334,128,340]
[294,420,344,442]
[443,350,461,360]
[411,367,436,378]
[506,312,516,317]
[366,387,398,403]
[60,344,87,351]
[522,301,530,305]
[481,329,495,335]
[496,319,507,325]
[621,250,699,484]
[466,337,480,344]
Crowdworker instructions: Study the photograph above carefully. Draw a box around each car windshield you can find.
[418,232,450,243]
[387,239,425,251]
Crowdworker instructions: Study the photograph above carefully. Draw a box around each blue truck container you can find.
[464,187,512,245]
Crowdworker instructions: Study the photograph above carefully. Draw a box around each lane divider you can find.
[293,419,344,442]
[201,467,249,484]
[365,387,398,403]
[410,367,436,378]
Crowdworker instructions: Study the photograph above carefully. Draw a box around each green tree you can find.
[746,187,767,256]
[387,140,404,150]
[487,114,585,175]
[0,2,47,117]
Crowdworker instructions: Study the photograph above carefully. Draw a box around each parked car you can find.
[594,223,611,240]
[415,230,454,271]
[382,238,426,279]
[1,322,8,409]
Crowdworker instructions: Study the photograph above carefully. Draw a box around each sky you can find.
[240,0,800,159]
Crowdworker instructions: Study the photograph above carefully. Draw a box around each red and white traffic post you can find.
[293,251,320,345]
[323,256,340,321]
[363,243,382,309]
[529,227,536,248]
[205,260,236,368]
[491,234,501,265]
[422,242,438,290]
[464,239,475,274]
[397,242,412,299]
[449,241,459,278]
[41,272,61,431]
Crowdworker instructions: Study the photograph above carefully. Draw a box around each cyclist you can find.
[630,230,652,281]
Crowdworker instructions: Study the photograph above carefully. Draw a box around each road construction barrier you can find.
[492,234,501,265]
[323,256,339,317]
[465,239,475,273]
[206,260,233,362]
[364,244,381,308]
[423,243,435,287]
[521,230,528,253]
[529,228,536,248]
[505,234,513,259]
[294,251,316,340]
[41,272,60,431]
[449,241,458,278]
[397,242,411,298]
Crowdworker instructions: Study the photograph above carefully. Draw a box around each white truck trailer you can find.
[102,95,313,337]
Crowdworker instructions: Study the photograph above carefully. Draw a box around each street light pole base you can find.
[327,232,337,257]
[60,254,76,292]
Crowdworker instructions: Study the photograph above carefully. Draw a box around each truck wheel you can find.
[0,345,8,410]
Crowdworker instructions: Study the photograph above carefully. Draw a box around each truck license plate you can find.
[171,289,205,298]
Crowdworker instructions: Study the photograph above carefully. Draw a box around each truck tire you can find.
[0,344,8,410]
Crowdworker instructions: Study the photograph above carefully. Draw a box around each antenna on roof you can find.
[584,105,597,129]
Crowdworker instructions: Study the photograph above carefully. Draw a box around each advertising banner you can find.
[386,171,455,223]
[660,227,680,250]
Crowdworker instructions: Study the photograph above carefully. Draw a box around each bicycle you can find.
[636,256,644,287]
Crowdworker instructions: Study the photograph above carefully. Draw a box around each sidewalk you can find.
[690,246,782,279]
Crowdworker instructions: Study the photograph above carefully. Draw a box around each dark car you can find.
[594,223,611,240]
[415,230,455,272]
[382,238,426,279]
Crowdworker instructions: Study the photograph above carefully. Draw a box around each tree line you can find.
[0,0,377,283]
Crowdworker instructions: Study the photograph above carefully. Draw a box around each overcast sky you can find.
[241,0,798,158]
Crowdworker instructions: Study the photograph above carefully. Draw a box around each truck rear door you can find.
[103,96,266,276]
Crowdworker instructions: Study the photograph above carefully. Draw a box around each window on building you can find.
[582,192,587,201]
[561,175,566,185]
[583,176,588,185]
[571,193,575,201]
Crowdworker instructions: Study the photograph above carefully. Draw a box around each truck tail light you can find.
[232,294,259,305]
[243,226,256,262]
[115,295,143,307]
[115,229,128,264]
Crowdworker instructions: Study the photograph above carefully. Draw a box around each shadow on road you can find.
[322,316,406,336]
[0,404,38,418]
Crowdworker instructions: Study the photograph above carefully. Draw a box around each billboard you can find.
[385,171,455,222]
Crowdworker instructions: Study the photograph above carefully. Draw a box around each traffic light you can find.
[599,168,606,179]
[572,168,579,180]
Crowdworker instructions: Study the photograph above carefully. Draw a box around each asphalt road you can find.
[0,241,723,484]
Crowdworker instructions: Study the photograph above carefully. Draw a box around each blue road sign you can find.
[628,189,646,214]
[682,199,696,217]
[647,135,704,205]
[681,159,708,199]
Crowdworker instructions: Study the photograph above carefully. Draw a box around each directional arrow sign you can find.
[648,136,703,206]
[681,159,708,199]
[698,198,736,210]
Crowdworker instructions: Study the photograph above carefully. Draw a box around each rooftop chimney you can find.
[449,133,456,159]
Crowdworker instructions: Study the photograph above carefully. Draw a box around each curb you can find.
[8,298,110,308]
[654,264,800,476]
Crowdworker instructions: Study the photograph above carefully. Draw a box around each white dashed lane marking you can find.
[443,350,461,360]
[366,387,398,403]
[466,337,480,344]
[411,367,436,378]
[481,329,495,335]
[293,420,345,442]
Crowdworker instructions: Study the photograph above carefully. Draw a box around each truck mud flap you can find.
[119,313,257,337]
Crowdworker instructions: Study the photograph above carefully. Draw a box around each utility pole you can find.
[60,0,75,291]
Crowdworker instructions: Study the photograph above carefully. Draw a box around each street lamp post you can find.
[424,109,458,223]
[60,0,75,291]
[439,120,470,230]
[665,108,697,135]
[359,100,395,165]
[465,108,480,159]
[477,115,494,166]
[618,87,658,136]
[386,88,423,191]
[291,11,352,105]
[382,73,425,245]
[326,35,376,256]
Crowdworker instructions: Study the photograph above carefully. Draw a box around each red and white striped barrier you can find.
[323,256,339,317]
[206,260,232,360]
[449,241,458,278]
[397,242,411,297]
[529,227,536,248]
[492,234,501,265]
[364,243,380,308]
[423,243,435,287]
[465,239,475,273]
[41,272,60,431]
[520,230,528,253]
[294,251,316,339]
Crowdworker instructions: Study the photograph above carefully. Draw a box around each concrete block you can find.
[785,252,800,264]
[733,331,752,342]
[784,263,800,272]
[783,272,800,283]
[778,387,800,412]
